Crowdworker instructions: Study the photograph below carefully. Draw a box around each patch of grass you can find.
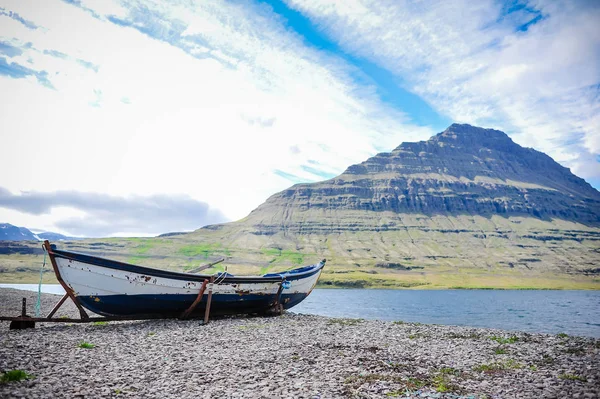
[147,332,156,337]
[433,374,451,393]
[447,332,481,339]
[557,332,569,338]
[133,239,154,254]
[489,335,519,344]
[261,248,305,265]
[405,377,426,389]
[92,321,108,326]
[504,359,523,369]
[78,341,95,349]
[473,359,523,373]
[114,389,122,395]
[494,347,508,355]
[438,367,459,375]
[179,243,221,259]
[291,355,300,361]
[558,373,587,382]
[529,365,538,371]
[328,318,364,326]
[0,370,33,383]
[392,320,405,325]
[126,256,146,265]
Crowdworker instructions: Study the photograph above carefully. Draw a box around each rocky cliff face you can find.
[181,124,599,285]
[245,124,599,235]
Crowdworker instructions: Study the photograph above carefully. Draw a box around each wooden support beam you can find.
[46,293,69,319]
[43,241,89,320]
[179,279,208,319]
[203,276,215,325]
[186,258,224,274]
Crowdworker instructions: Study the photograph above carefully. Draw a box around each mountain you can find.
[0,224,39,241]
[0,223,82,241]
[175,124,600,288]
[2,124,599,289]
[245,123,600,232]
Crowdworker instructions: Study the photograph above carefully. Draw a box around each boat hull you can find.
[51,249,323,317]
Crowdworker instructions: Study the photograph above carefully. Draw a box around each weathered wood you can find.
[179,279,209,319]
[273,280,286,315]
[46,293,69,319]
[203,276,215,324]
[186,258,225,274]
[43,240,89,320]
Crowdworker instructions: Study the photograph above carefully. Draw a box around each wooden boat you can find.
[43,241,325,318]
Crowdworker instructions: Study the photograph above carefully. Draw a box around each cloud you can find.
[76,58,99,72]
[43,49,68,59]
[0,41,22,57]
[285,0,600,182]
[0,56,53,87]
[0,7,38,30]
[0,0,437,227]
[0,187,228,237]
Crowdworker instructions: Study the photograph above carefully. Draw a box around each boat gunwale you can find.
[50,248,325,284]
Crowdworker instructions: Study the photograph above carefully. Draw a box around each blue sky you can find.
[0,0,598,236]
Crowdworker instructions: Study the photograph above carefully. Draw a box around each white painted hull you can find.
[48,246,325,317]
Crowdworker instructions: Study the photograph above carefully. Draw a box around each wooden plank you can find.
[179,279,208,319]
[203,276,215,324]
[186,258,224,274]
[46,293,69,319]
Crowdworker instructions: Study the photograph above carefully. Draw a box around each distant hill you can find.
[0,224,38,241]
[2,124,599,289]
[0,223,82,241]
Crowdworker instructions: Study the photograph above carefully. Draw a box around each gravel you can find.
[1,288,599,398]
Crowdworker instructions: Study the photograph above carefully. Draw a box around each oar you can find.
[186,258,225,274]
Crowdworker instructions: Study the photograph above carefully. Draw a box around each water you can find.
[0,284,65,295]
[292,289,600,338]
[2,284,598,338]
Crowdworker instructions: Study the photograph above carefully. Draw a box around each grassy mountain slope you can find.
[2,124,599,289]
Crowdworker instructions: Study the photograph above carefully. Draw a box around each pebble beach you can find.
[1,288,599,398]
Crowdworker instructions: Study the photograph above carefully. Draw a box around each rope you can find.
[35,249,46,317]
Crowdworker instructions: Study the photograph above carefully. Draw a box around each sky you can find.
[0,0,598,237]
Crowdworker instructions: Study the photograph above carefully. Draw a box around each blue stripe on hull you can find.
[78,292,309,317]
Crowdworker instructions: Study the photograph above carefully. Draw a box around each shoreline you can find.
[2,288,599,398]
[1,276,599,291]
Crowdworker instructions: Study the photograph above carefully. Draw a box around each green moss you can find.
[92,321,108,326]
[126,256,146,265]
[489,335,519,344]
[0,370,33,383]
[433,375,451,392]
[179,243,221,259]
[473,359,523,373]
[261,248,304,265]
[78,341,95,349]
[558,373,587,382]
